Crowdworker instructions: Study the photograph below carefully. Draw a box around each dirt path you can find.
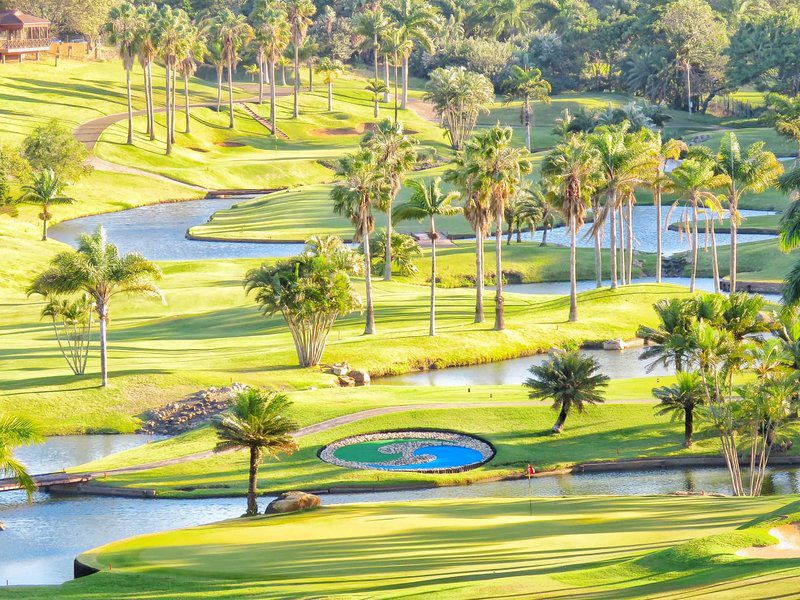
[406,97,438,124]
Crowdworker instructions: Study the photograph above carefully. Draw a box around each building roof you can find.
[0,9,50,30]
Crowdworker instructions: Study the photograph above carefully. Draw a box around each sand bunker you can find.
[215,141,245,148]
[736,524,800,559]
[312,123,419,136]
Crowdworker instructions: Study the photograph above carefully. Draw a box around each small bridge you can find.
[0,472,94,493]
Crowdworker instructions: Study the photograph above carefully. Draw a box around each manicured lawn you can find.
[693,238,799,282]
[5,496,798,598]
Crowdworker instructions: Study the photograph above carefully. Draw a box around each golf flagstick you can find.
[526,464,535,515]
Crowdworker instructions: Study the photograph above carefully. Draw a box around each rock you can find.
[329,362,350,376]
[265,491,321,514]
[337,376,356,387]
[348,369,370,386]
[603,338,626,351]
[136,383,247,436]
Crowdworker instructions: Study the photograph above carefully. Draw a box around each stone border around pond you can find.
[318,429,495,474]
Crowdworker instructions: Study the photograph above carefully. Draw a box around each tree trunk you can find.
[41,213,48,241]
[308,63,313,92]
[569,216,578,322]
[183,73,190,134]
[655,186,662,282]
[293,43,300,118]
[384,208,392,281]
[711,218,720,293]
[609,191,618,288]
[494,206,504,331]
[383,56,390,103]
[430,216,436,336]
[144,65,152,137]
[540,225,548,246]
[327,81,333,111]
[730,198,738,293]
[281,63,287,86]
[227,57,235,129]
[685,61,692,114]
[363,221,376,335]
[684,405,693,447]
[373,35,379,82]
[552,404,568,433]
[618,205,625,284]
[475,229,484,323]
[626,196,634,282]
[593,197,602,287]
[125,67,133,145]
[258,55,264,104]
[165,65,172,155]
[374,97,379,118]
[269,61,277,135]
[246,447,260,516]
[148,64,155,141]
[690,200,698,293]
[524,100,531,150]
[401,55,409,109]
[99,303,108,387]
[171,68,177,144]
[393,63,399,124]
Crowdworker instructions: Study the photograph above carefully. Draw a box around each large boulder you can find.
[265,491,321,514]
[348,369,370,386]
[329,362,350,376]
[603,338,626,351]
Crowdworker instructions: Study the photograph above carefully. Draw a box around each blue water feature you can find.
[368,444,487,471]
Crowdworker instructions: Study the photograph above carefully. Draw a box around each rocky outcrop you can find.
[265,491,321,514]
[349,369,370,386]
[138,384,247,435]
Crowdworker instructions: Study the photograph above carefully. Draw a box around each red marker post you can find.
[526,464,536,515]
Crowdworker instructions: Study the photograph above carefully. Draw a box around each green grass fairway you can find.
[5,496,798,599]
[693,238,799,283]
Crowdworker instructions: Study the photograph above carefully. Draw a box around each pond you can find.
[4,435,800,586]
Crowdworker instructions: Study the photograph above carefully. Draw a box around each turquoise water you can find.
[367,444,486,471]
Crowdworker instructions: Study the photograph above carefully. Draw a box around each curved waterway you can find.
[4,435,800,585]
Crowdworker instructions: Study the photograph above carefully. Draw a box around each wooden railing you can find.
[0,37,51,52]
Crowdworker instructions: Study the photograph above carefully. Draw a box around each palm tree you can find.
[653,371,704,446]
[542,135,602,321]
[393,178,461,335]
[424,66,494,150]
[20,169,74,241]
[39,295,93,375]
[0,415,42,501]
[28,226,163,387]
[715,133,782,292]
[331,149,389,335]
[353,7,388,87]
[286,0,316,118]
[206,40,226,112]
[637,297,696,372]
[464,125,532,330]
[669,157,730,292]
[643,132,687,282]
[386,0,438,109]
[315,57,344,112]
[177,25,205,134]
[524,349,610,433]
[365,78,389,118]
[480,0,537,38]
[252,4,290,133]
[106,2,140,146]
[213,389,298,516]
[362,119,417,281]
[135,3,158,141]
[153,6,188,155]
[502,65,551,151]
[382,28,412,123]
[209,9,253,129]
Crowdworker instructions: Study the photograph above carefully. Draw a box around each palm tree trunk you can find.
[524,100,531,151]
[373,35,379,82]
[569,216,578,322]
[475,229,484,323]
[384,207,392,281]
[374,96,379,118]
[593,197,602,287]
[99,303,108,387]
[216,66,223,111]
[540,225,548,246]
[328,81,333,111]
[148,64,156,141]
[227,57,235,129]
[144,64,152,137]
[308,63,313,92]
[690,200,698,293]
[281,63,287,86]
[626,196,634,282]
[293,43,300,118]
[383,56,390,103]
[393,63,399,124]
[363,220,376,335]
[609,191,618,288]
[618,205,626,284]
[41,212,48,241]
[269,61,277,135]
[494,206,504,331]
[430,216,436,336]
[125,67,133,145]
[165,65,172,155]
[401,54,409,109]
[655,186,662,282]
[711,218,720,293]
[258,55,264,104]
[246,447,260,515]
[553,404,568,433]
[183,73,190,134]
[685,61,692,114]
[684,405,693,447]
[730,199,738,293]
[171,68,177,144]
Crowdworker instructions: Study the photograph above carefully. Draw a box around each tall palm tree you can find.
[637,297,696,373]
[643,132,687,282]
[386,0,438,109]
[331,149,389,335]
[208,9,253,129]
[365,78,389,118]
[382,28,413,123]
[653,371,704,447]
[135,3,158,141]
[353,7,389,88]
[252,4,290,133]
[524,349,609,433]
[106,2,140,146]
[28,226,163,387]
[480,0,537,38]
[315,57,344,112]
[542,135,602,321]
[715,133,782,292]
[0,415,41,501]
[362,119,417,281]
[153,6,189,155]
[177,25,206,134]
[20,169,74,241]
[464,125,532,330]
[393,177,461,335]
[286,0,316,118]
[206,40,226,112]
[669,157,730,292]
[213,389,298,516]
[502,66,551,151]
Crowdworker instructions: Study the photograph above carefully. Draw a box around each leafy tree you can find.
[0,415,42,502]
[365,78,389,118]
[367,231,421,277]
[542,134,602,322]
[106,2,140,145]
[524,349,609,433]
[0,145,27,216]
[28,226,163,387]
[315,57,345,112]
[208,9,253,129]
[38,296,94,376]
[331,149,389,335]
[22,121,90,184]
[20,169,74,241]
[653,371,704,446]
[244,237,361,367]
[286,0,316,118]
[502,65,551,151]
[764,92,800,158]
[393,177,461,335]
[213,389,298,515]
[424,66,494,150]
